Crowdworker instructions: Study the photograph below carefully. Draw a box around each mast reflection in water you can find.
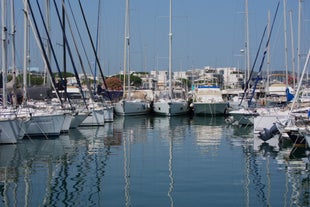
[0,115,309,206]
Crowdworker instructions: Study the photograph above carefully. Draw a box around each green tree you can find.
[130,75,142,87]
[30,76,44,85]
[53,72,75,78]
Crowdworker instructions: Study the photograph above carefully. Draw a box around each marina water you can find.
[0,115,309,206]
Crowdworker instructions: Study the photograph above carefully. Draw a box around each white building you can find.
[216,67,244,89]
[174,71,187,80]
[134,66,245,90]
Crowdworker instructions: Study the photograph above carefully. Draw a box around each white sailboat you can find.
[22,108,65,137]
[257,48,310,143]
[67,0,112,125]
[152,0,188,116]
[64,0,110,125]
[276,49,310,143]
[93,0,114,122]
[0,0,21,144]
[20,0,67,137]
[226,0,257,126]
[229,1,281,127]
[114,0,151,116]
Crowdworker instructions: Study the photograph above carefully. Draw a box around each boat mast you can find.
[2,0,8,107]
[23,0,29,101]
[297,0,302,84]
[123,0,131,100]
[24,0,63,104]
[61,0,94,104]
[289,10,296,88]
[44,0,51,87]
[245,0,251,83]
[10,0,17,106]
[168,0,173,99]
[290,48,310,112]
[77,0,112,101]
[283,0,289,88]
[266,10,271,96]
[94,0,102,92]
[62,0,66,96]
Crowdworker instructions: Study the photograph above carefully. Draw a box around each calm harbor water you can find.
[0,115,309,206]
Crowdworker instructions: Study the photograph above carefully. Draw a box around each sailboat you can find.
[73,0,113,123]
[261,49,310,143]
[227,0,257,126]
[58,0,106,127]
[228,1,280,126]
[114,0,151,116]
[152,0,188,116]
[0,0,29,144]
[19,0,67,138]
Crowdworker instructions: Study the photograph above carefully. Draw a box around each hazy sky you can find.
[7,0,310,76]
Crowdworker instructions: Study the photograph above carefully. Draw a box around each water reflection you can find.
[168,134,174,207]
[0,125,114,206]
[190,115,226,126]
[151,116,190,145]
[191,116,226,155]
[123,128,131,207]
[114,116,151,144]
[0,116,309,206]
[114,115,179,207]
[0,135,73,206]
[225,117,310,207]
[114,116,152,206]
[231,125,253,138]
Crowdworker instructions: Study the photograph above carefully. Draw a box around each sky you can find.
[5,0,310,77]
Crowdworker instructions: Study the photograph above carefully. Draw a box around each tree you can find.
[53,72,75,78]
[130,75,142,87]
[30,76,44,85]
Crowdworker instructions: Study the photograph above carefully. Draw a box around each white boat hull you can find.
[70,112,90,128]
[61,113,73,133]
[0,119,18,144]
[80,109,105,126]
[0,109,30,139]
[25,113,65,137]
[114,100,150,116]
[193,102,228,115]
[153,99,188,116]
[15,118,29,139]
